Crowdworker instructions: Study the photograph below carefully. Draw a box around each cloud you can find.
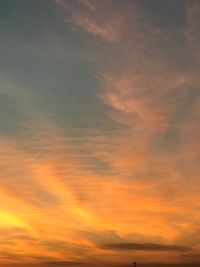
[101,242,192,252]
[42,261,88,266]
[0,1,200,266]
[55,0,127,42]
[182,253,200,259]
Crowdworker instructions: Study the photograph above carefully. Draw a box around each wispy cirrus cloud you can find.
[55,0,127,42]
[0,0,200,266]
[53,0,200,255]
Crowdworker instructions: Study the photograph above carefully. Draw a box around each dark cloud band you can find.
[101,242,192,252]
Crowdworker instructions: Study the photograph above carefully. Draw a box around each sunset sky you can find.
[0,0,200,266]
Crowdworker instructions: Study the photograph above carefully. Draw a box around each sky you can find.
[0,0,200,266]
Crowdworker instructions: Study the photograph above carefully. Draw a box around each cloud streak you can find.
[101,242,192,252]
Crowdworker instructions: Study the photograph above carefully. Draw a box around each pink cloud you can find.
[55,0,128,42]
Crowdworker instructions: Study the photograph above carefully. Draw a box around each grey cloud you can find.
[113,263,200,267]
[182,253,200,259]
[101,242,192,252]
[0,228,36,244]
[42,261,88,266]
[78,229,124,244]
[40,240,70,251]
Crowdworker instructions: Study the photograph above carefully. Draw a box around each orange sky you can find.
[0,1,200,266]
